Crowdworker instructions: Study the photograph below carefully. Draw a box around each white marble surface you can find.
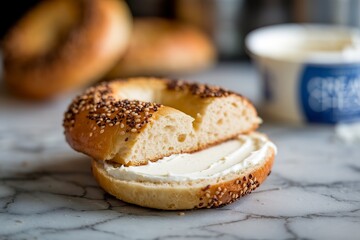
[1,63,360,240]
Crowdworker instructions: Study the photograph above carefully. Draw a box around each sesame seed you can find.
[100,129,104,134]
[178,212,185,216]
[167,80,233,98]
[63,81,162,137]
[202,185,210,191]
[89,133,93,137]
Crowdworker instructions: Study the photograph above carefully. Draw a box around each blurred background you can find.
[1,0,360,128]
[1,0,360,60]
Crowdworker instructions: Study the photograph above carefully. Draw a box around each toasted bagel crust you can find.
[2,0,131,99]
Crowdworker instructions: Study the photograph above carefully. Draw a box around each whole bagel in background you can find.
[106,18,216,78]
[2,0,132,100]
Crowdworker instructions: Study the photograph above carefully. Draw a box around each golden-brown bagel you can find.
[2,0,132,100]
[63,78,261,166]
[92,134,275,210]
[106,18,216,78]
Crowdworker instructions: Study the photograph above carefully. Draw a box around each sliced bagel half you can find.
[92,133,276,210]
[64,78,261,166]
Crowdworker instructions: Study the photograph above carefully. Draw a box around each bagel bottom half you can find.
[92,133,276,210]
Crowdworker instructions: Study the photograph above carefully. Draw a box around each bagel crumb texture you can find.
[63,82,162,136]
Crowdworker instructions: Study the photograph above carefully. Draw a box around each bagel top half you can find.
[2,0,131,100]
[63,78,260,166]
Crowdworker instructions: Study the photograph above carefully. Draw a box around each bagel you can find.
[2,0,132,99]
[92,133,276,210]
[63,78,261,166]
[106,18,216,78]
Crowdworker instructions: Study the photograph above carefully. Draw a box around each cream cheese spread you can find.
[104,133,277,182]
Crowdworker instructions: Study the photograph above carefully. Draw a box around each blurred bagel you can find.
[2,0,132,100]
[106,18,216,78]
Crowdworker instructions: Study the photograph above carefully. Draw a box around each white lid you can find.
[245,24,360,64]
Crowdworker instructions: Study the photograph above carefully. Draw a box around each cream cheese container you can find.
[246,24,360,124]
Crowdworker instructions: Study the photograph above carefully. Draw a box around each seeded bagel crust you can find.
[63,78,260,166]
[91,144,275,210]
[2,0,131,99]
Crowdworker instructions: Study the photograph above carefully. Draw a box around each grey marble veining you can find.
[1,64,360,240]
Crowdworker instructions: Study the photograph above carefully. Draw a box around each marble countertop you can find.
[1,63,359,240]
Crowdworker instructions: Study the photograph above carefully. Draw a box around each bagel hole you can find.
[177,134,187,142]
